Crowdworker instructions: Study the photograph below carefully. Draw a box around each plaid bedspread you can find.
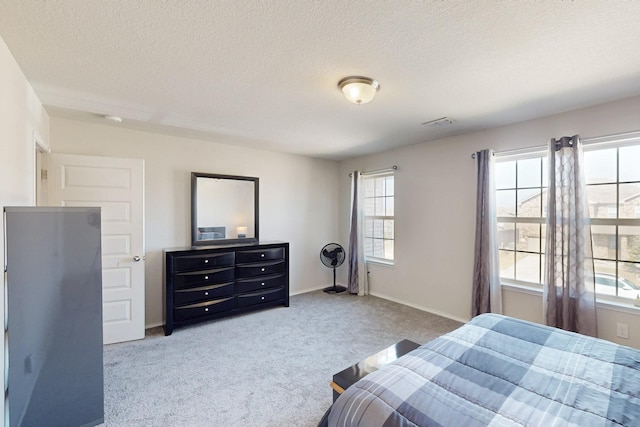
[328,313,640,426]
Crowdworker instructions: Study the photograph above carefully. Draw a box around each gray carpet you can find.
[103,290,462,426]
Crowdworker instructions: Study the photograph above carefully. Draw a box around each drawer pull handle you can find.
[261,253,265,257]
[261,296,265,300]
[204,259,209,263]
[204,291,209,296]
[204,275,209,280]
[261,268,265,272]
[205,307,209,312]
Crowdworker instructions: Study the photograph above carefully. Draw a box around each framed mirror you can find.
[191,172,259,246]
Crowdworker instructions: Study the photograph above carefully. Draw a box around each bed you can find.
[327,313,640,426]
[197,226,225,240]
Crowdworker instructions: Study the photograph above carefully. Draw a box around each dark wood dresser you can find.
[164,241,289,335]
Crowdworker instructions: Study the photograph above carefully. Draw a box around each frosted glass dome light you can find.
[338,76,380,104]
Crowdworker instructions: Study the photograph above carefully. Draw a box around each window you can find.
[496,139,640,300]
[363,172,394,262]
[585,144,640,300]
[496,156,547,284]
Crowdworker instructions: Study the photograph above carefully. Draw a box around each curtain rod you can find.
[470,130,640,159]
[470,151,496,159]
[349,165,397,177]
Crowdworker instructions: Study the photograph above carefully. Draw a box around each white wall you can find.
[50,118,340,328]
[0,35,50,426]
[339,95,640,347]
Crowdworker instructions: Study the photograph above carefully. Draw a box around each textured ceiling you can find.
[2,1,640,160]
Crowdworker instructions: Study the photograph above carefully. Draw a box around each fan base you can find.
[323,285,347,294]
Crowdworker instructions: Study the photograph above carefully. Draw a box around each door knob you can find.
[133,256,141,262]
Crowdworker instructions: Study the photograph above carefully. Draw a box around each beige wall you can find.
[50,118,340,328]
[339,95,640,347]
[0,35,50,425]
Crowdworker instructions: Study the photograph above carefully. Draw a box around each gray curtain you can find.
[472,149,502,316]
[348,171,367,295]
[544,135,597,336]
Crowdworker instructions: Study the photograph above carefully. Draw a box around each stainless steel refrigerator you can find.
[4,207,104,427]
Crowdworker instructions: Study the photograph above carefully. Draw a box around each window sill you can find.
[596,296,640,315]
[501,282,640,315]
[501,281,542,296]
[366,258,394,267]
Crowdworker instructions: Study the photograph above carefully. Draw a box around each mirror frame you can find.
[191,172,259,246]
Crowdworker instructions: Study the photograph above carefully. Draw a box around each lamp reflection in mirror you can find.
[338,76,380,104]
[237,226,248,238]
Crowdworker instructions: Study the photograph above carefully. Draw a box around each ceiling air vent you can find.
[422,117,455,127]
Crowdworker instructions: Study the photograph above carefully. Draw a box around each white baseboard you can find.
[291,282,349,295]
[290,285,325,295]
[368,291,469,324]
[297,285,469,324]
[145,322,164,330]
[148,285,465,330]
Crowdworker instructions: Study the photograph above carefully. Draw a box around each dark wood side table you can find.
[330,339,420,401]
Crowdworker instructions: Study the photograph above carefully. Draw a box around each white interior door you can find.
[45,153,145,344]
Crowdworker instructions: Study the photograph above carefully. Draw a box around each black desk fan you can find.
[320,243,346,293]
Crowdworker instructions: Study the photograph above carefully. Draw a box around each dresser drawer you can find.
[174,297,235,322]
[236,247,284,264]
[236,274,285,293]
[236,260,285,278]
[236,287,284,308]
[174,282,234,306]
[173,252,235,273]
[174,267,234,289]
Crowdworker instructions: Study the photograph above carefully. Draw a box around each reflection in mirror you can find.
[191,172,259,246]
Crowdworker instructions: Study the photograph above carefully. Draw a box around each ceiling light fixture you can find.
[338,76,380,104]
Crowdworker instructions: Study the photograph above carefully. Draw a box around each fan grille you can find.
[320,243,345,268]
